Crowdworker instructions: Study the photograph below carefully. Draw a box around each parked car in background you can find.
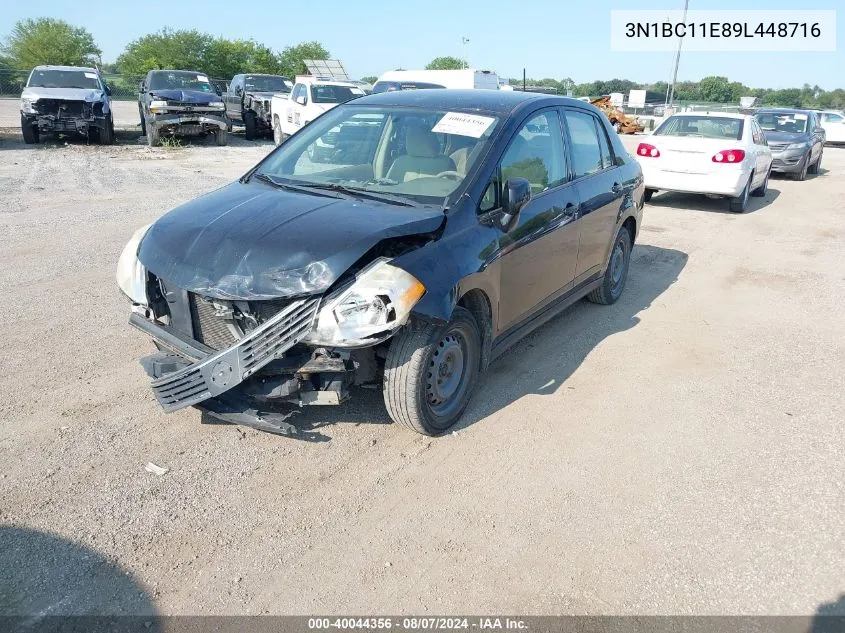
[637,112,772,213]
[225,74,293,140]
[117,90,643,437]
[818,110,845,145]
[373,69,500,92]
[754,109,824,180]
[271,76,365,145]
[20,65,114,145]
[139,70,228,147]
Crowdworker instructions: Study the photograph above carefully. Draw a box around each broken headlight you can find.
[21,98,37,114]
[116,224,152,305]
[149,100,168,113]
[303,259,425,348]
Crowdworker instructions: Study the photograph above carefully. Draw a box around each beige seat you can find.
[387,126,455,183]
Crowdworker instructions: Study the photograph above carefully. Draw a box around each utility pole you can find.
[665,0,690,110]
[461,37,470,69]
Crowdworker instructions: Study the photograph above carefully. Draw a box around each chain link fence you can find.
[0,69,230,100]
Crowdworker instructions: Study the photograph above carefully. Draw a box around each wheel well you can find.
[622,216,637,246]
[457,289,493,372]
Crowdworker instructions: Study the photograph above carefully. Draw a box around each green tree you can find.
[205,39,282,78]
[360,75,378,84]
[278,41,330,78]
[117,29,213,76]
[2,18,101,68]
[697,76,732,102]
[425,56,465,70]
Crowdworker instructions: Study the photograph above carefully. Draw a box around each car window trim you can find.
[559,106,617,184]
[476,106,572,216]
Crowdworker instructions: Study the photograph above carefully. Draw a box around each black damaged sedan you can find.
[116,89,644,436]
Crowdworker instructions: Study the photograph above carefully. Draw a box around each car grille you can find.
[151,296,320,412]
[768,142,789,151]
[188,293,237,350]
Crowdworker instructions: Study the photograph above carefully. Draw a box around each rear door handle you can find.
[611,182,623,195]
[562,202,579,218]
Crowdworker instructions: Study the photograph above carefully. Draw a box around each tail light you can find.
[636,143,660,158]
[712,149,746,163]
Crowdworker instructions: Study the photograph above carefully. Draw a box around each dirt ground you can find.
[0,112,843,619]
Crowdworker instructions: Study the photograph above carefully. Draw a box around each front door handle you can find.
[611,182,623,195]
[562,202,578,218]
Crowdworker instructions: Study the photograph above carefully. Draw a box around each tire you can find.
[383,307,481,436]
[751,167,770,197]
[21,115,38,144]
[226,118,233,133]
[146,123,159,147]
[729,175,752,213]
[808,150,822,175]
[643,188,655,202]
[215,128,229,146]
[273,116,282,146]
[99,116,114,145]
[244,111,257,140]
[792,153,809,181]
[587,227,632,305]
[139,107,146,135]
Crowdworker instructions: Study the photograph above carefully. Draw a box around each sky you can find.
[2,0,842,89]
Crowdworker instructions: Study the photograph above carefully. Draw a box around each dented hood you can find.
[23,87,106,102]
[148,89,223,103]
[138,181,444,300]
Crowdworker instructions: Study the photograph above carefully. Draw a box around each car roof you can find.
[33,65,98,73]
[243,73,288,78]
[755,107,813,115]
[148,69,207,75]
[350,89,591,116]
[667,111,749,120]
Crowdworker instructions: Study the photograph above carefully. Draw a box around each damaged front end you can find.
[117,211,437,435]
[245,92,274,128]
[21,95,110,137]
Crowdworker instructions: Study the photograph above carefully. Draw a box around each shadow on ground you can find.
[0,526,158,631]
[234,244,687,440]
[646,188,780,215]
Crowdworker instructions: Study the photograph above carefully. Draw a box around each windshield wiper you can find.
[307,183,423,208]
[251,173,353,200]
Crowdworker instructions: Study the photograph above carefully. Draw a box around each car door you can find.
[226,75,242,120]
[820,112,844,142]
[809,112,824,162]
[561,108,624,282]
[490,109,582,332]
[749,118,772,184]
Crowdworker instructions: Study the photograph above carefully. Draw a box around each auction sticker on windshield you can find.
[84,72,98,79]
[197,75,209,82]
[432,112,495,138]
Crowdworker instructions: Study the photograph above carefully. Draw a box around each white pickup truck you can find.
[270,76,366,145]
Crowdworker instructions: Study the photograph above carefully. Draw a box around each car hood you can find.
[762,131,810,144]
[148,89,222,103]
[138,180,444,300]
[245,91,281,99]
[23,87,106,102]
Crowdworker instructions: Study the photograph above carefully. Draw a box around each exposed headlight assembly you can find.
[116,224,152,305]
[209,101,225,109]
[786,142,809,150]
[149,99,168,112]
[20,98,37,114]
[303,259,426,348]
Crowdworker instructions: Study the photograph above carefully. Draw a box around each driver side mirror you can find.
[499,178,531,232]
[103,84,111,96]
[138,81,145,93]
[296,95,307,106]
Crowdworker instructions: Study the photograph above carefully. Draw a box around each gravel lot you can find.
[0,103,843,619]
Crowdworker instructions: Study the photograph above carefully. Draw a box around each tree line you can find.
[2,18,843,110]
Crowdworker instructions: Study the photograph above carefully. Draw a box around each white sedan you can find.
[819,110,845,144]
[636,112,773,213]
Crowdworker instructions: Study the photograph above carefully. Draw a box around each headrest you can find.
[406,126,440,158]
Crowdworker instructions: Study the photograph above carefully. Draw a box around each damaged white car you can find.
[20,65,114,145]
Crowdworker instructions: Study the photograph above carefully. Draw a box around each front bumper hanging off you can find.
[130,296,320,412]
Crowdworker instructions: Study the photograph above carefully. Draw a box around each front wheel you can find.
[21,115,38,144]
[244,111,257,140]
[643,188,655,202]
[273,116,283,146]
[793,154,809,181]
[808,150,822,175]
[215,128,228,146]
[146,122,159,147]
[383,307,481,436]
[587,227,632,305]
[99,116,114,145]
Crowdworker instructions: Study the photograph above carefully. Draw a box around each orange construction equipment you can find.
[590,96,645,134]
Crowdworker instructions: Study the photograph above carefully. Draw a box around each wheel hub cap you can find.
[427,335,464,407]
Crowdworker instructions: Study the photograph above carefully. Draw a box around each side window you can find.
[595,118,614,169]
[563,110,603,179]
[479,111,566,213]
[823,113,843,123]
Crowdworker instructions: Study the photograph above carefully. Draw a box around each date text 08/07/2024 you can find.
[625,22,822,39]
[307,617,528,630]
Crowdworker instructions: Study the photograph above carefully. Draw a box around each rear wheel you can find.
[383,307,481,436]
[643,188,655,202]
[587,227,632,305]
[729,175,751,213]
[244,111,257,140]
[21,115,38,144]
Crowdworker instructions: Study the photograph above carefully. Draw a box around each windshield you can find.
[654,115,744,140]
[310,84,364,104]
[372,81,447,93]
[755,111,809,134]
[254,105,499,205]
[245,75,291,93]
[148,71,214,93]
[27,69,101,90]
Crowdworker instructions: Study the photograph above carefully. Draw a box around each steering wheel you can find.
[435,171,462,180]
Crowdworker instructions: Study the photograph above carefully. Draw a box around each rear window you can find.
[654,115,744,141]
[372,81,447,93]
[310,85,364,104]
